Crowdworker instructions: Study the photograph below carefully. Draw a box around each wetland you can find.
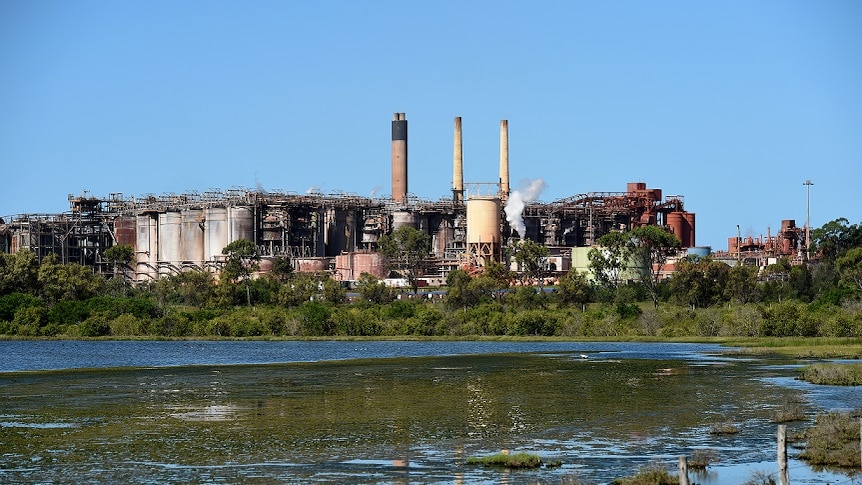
[1,341,860,484]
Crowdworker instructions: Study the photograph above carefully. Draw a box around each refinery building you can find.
[1,113,704,283]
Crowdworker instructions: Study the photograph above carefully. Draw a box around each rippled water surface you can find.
[0,341,858,484]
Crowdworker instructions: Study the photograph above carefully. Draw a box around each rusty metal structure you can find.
[0,113,698,283]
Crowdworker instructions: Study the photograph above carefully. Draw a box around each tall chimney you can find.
[499,119,510,200]
[453,116,464,204]
[391,112,408,204]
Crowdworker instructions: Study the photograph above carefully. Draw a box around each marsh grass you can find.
[799,363,862,386]
[772,397,808,423]
[798,408,862,468]
[709,421,740,435]
[612,463,679,485]
[688,448,718,469]
[466,452,543,468]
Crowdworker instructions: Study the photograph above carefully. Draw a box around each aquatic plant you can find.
[466,452,542,468]
[798,408,862,468]
[687,448,718,469]
[709,421,739,435]
[612,463,679,485]
[799,362,862,386]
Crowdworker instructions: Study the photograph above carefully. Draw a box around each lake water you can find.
[1,340,859,484]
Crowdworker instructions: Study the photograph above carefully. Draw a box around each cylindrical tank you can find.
[181,209,204,264]
[687,246,711,259]
[228,206,254,244]
[295,257,330,273]
[158,211,182,266]
[114,216,136,248]
[136,213,158,280]
[205,207,228,261]
[391,112,408,204]
[781,219,796,231]
[684,212,696,247]
[667,212,689,247]
[467,197,502,245]
[392,211,416,230]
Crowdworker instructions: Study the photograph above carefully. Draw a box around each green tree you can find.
[724,264,760,304]
[626,226,681,308]
[670,256,729,308]
[0,250,39,296]
[507,239,550,287]
[836,247,862,296]
[811,218,862,261]
[378,226,431,294]
[37,254,106,305]
[356,272,394,304]
[556,268,593,310]
[222,239,260,306]
[588,231,629,294]
[104,244,135,275]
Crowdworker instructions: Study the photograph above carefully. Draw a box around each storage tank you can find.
[228,206,254,243]
[684,212,696,248]
[667,212,690,248]
[181,209,205,265]
[295,257,330,273]
[392,211,416,230]
[136,213,158,280]
[205,207,228,261]
[467,196,502,262]
[687,246,711,259]
[158,211,182,269]
[114,216,136,248]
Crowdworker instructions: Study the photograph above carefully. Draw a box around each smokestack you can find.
[453,116,464,204]
[499,120,510,200]
[391,112,408,204]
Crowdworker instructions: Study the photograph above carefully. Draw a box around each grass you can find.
[772,397,808,423]
[797,408,862,468]
[466,452,544,469]
[724,337,862,359]
[709,421,740,435]
[688,448,718,469]
[798,363,862,386]
[612,463,680,485]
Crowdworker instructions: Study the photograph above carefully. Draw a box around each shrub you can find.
[798,409,861,468]
[466,452,542,469]
[799,363,862,386]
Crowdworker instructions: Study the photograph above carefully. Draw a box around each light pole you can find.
[803,180,813,261]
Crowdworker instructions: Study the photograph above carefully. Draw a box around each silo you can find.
[667,212,690,248]
[684,212,696,248]
[136,213,158,280]
[158,211,182,269]
[114,216,136,249]
[205,207,228,261]
[228,206,254,243]
[466,196,502,263]
[181,209,205,265]
[392,211,416,230]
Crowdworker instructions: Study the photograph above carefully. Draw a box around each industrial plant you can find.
[1,113,705,283]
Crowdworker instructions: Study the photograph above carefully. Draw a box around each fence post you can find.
[678,456,689,485]
[778,424,789,485]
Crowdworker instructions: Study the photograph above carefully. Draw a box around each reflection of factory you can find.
[0,113,698,282]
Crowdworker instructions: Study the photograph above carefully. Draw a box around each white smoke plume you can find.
[504,178,546,238]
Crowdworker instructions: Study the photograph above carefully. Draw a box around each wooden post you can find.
[859,417,861,474]
[678,456,689,485]
[778,424,789,485]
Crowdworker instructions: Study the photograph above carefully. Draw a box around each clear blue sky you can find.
[2,0,860,251]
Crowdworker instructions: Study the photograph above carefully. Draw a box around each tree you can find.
[588,231,629,295]
[356,272,394,304]
[836,247,862,296]
[0,250,39,296]
[507,239,549,286]
[670,256,729,308]
[378,226,431,294]
[724,264,760,304]
[626,226,681,308]
[811,218,862,261]
[104,244,135,281]
[222,239,260,306]
[37,254,105,305]
[557,268,593,310]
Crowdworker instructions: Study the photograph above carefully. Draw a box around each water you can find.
[0,341,858,484]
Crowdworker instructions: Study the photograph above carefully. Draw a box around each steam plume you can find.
[504,178,545,238]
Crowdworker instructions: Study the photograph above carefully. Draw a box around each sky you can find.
[1,0,860,251]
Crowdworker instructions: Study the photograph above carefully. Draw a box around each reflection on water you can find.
[0,343,857,484]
